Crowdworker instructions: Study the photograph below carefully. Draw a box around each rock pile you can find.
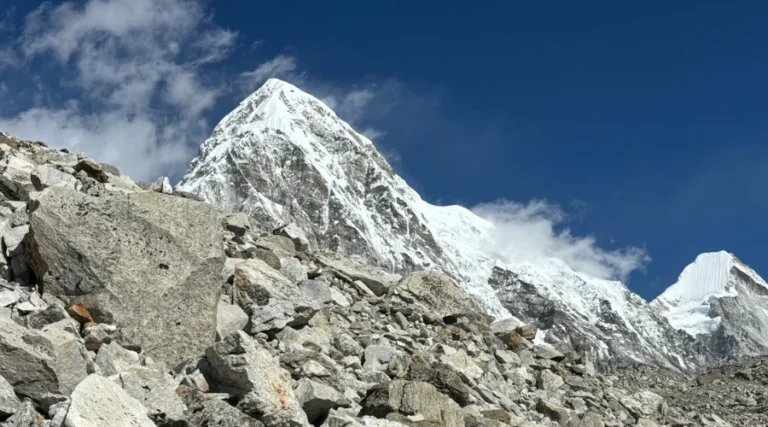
[0,132,737,426]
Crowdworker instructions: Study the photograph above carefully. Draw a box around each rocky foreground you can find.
[0,133,742,426]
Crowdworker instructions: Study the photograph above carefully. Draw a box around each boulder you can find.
[0,317,88,409]
[363,345,397,372]
[4,225,28,258]
[99,163,121,176]
[295,378,342,423]
[255,235,296,258]
[0,373,20,417]
[248,248,282,271]
[225,212,251,236]
[439,349,484,382]
[619,391,664,418]
[329,288,350,307]
[150,177,173,194]
[298,280,333,305]
[277,326,332,354]
[104,174,143,194]
[94,342,143,376]
[579,411,605,427]
[275,223,310,252]
[206,331,309,427]
[0,151,36,200]
[360,380,465,427]
[389,270,481,318]
[119,367,187,423]
[28,187,224,366]
[177,385,264,427]
[31,165,81,191]
[0,288,21,307]
[315,253,400,297]
[281,257,308,284]
[63,374,155,427]
[81,323,119,351]
[3,399,45,427]
[406,358,471,407]
[73,159,108,183]
[217,301,250,340]
[535,399,570,425]
[233,258,319,334]
[536,370,564,393]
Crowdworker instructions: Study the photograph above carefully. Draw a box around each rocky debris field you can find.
[0,131,740,426]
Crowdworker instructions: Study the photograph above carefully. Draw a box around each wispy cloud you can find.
[0,0,236,180]
[473,199,649,281]
[0,8,14,33]
[239,54,299,92]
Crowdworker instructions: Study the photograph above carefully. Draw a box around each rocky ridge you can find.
[0,131,741,426]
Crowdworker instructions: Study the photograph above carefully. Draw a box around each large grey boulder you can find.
[360,380,465,427]
[217,301,250,340]
[177,385,264,427]
[297,280,333,305]
[0,317,88,409]
[389,270,481,318]
[206,331,309,427]
[31,165,81,191]
[275,223,310,252]
[233,258,319,334]
[119,367,187,423]
[0,149,36,200]
[294,378,342,424]
[63,374,156,427]
[3,399,45,426]
[225,212,251,236]
[150,176,173,194]
[94,342,143,376]
[619,391,664,419]
[0,373,20,417]
[28,187,225,366]
[255,235,296,258]
[315,254,400,296]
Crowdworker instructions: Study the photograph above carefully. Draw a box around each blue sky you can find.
[1,1,767,300]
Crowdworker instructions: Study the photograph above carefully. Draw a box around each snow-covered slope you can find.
[652,251,768,360]
[178,78,715,370]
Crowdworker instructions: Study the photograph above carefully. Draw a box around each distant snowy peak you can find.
[652,251,768,338]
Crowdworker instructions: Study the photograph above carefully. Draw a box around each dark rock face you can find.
[490,266,711,372]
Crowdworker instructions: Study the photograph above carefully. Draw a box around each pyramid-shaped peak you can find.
[256,78,304,96]
[655,251,736,307]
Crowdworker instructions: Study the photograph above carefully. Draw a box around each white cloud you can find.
[0,0,237,181]
[361,128,386,140]
[473,199,649,281]
[239,54,298,92]
[321,88,377,123]
[0,107,196,180]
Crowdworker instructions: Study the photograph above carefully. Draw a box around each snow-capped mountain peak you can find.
[652,251,768,360]
[178,79,768,370]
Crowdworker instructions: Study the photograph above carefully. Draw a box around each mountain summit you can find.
[652,251,768,359]
[178,79,768,371]
[177,78,508,316]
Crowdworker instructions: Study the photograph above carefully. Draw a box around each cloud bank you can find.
[0,0,236,180]
[473,199,649,281]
